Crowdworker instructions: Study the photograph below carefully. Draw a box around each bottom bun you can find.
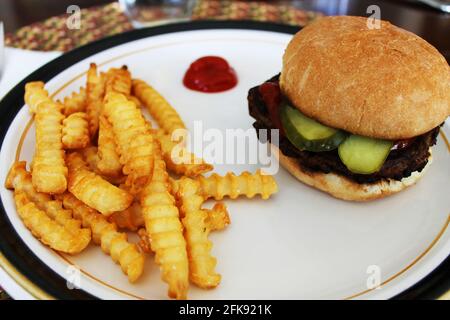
[272,144,432,201]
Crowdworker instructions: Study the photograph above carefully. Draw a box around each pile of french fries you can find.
[5,63,278,299]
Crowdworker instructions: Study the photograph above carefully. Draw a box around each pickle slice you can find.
[280,104,347,152]
[338,135,393,174]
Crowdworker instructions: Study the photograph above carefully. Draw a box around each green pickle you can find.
[280,104,347,152]
[338,135,393,174]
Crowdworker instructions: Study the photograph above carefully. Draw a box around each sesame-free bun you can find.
[273,144,432,201]
[280,16,450,140]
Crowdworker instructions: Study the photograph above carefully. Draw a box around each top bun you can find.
[280,16,450,139]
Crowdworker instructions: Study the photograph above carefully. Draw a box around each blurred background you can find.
[0,0,449,62]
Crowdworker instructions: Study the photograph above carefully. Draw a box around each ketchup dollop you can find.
[183,56,238,93]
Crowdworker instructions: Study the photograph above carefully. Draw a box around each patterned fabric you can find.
[5,1,321,52]
[1,1,320,300]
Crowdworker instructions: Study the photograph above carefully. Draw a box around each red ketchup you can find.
[183,56,238,93]
[259,81,284,135]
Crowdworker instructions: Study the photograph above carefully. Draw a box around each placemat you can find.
[5,1,321,52]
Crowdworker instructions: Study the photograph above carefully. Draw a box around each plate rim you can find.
[0,19,448,300]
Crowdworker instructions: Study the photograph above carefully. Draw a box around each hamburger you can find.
[248,16,450,201]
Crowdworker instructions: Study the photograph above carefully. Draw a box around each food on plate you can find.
[24,81,68,194]
[153,129,213,177]
[104,66,132,96]
[86,63,105,138]
[61,112,90,149]
[177,177,221,289]
[133,79,186,135]
[171,170,278,200]
[140,139,189,300]
[97,115,123,177]
[14,191,89,254]
[8,63,277,299]
[248,16,449,201]
[182,56,238,93]
[103,92,154,195]
[6,162,91,242]
[61,193,145,282]
[62,87,86,116]
[67,152,133,215]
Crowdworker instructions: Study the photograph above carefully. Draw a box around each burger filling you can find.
[248,75,440,184]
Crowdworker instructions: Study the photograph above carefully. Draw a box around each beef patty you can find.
[248,76,440,184]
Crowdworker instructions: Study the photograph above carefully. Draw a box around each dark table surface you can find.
[1,0,449,61]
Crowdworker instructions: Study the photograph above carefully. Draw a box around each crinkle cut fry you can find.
[153,129,213,177]
[97,115,123,177]
[177,177,221,289]
[105,66,132,96]
[172,170,278,200]
[14,191,89,254]
[79,146,126,185]
[86,63,105,138]
[67,152,133,216]
[60,193,145,282]
[140,139,189,299]
[62,87,86,116]
[6,162,91,243]
[24,81,67,194]
[62,112,90,149]
[132,79,185,135]
[103,92,154,195]
[110,199,230,232]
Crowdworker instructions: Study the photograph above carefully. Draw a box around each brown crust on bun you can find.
[280,16,450,139]
[273,144,432,201]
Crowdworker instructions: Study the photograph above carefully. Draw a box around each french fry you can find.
[62,112,90,149]
[97,115,123,177]
[14,191,88,254]
[177,177,221,289]
[103,92,154,195]
[24,81,67,194]
[137,228,152,254]
[132,79,186,135]
[204,202,230,232]
[62,87,86,116]
[79,146,126,185]
[140,140,189,299]
[172,170,278,200]
[105,66,132,96]
[86,63,105,138]
[61,193,145,282]
[109,201,144,231]
[6,162,91,243]
[67,152,133,216]
[153,129,213,177]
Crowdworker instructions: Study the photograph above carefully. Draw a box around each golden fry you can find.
[204,202,230,232]
[172,170,278,200]
[97,115,123,177]
[86,63,105,138]
[14,191,88,254]
[109,201,144,231]
[62,112,90,149]
[177,177,221,289]
[103,92,154,195]
[62,87,86,116]
[132,79,185,135]
[6,162,91,243]
[67,152,133,216]
[105,66,132,96]
[61,193,145,282]
[24,81,67,194]
[154,129,213,177]
[140,139,189,299]
[79,146,126,185]
[137,228,152,254]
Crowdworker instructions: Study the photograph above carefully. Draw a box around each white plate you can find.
[0,22,449,300]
